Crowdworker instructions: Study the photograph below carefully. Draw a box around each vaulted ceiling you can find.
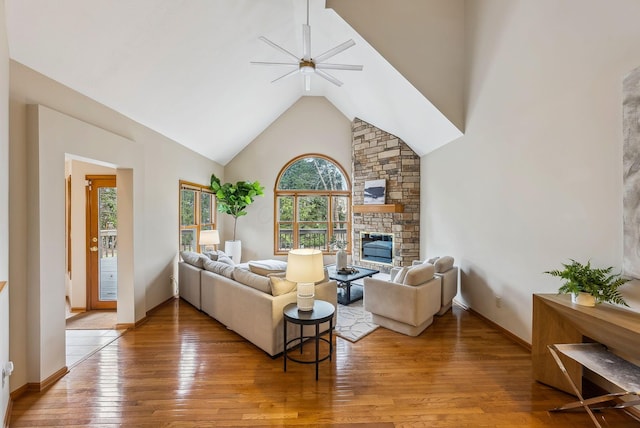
[5,0,462,165]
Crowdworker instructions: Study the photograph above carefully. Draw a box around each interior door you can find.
[86,175,117,310]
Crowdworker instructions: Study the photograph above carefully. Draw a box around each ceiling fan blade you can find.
[314,39,356,63]
[251,61,299,67]
[302,24,311,60]
[305,75,311,91]
[315,69,343,87]
[258,36,300,62]
[315,63,363,71]
[272,68,300,83]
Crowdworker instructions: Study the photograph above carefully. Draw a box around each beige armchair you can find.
[410,256,459,315]
[363,263,442,336]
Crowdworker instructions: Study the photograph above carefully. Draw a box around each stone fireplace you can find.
[351,118,420,272]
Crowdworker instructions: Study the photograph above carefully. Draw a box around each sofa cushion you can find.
[216,251,235,266]
[248,259,288,276]
[233,268,272,294]
[180,251,206,268]
[434,256,454,273]
[269,276,297,296]
[394,266,411,284]
[203,258,234,278]
[403,263,435,286]
[203,251,219,261]
[425,256,440,265]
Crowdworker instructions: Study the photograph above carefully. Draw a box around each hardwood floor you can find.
[10,298,640,427]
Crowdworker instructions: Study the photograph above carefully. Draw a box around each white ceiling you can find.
[5,0,462,165]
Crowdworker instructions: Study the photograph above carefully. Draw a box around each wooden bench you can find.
[548,343,640,428]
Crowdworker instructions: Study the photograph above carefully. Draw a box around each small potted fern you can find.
[544,259,629,307]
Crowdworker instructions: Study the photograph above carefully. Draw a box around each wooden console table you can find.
[532,293,640,394]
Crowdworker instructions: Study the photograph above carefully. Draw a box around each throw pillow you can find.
[393,266,410,284]
[203,258,235,278]
[232,268,272,294]
[216,250,235,266]
[434,256,454,273]
[425,256,440,264]
[203,251,219,261]
[269,276,297,296]
[403,264,435,286]
[180,251,206,268]
[248,259,288,276]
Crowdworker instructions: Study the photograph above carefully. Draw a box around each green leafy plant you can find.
[544,259,629,306]
[210,174,264,241]
[329,235,348,251]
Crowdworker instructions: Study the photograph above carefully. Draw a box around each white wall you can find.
[423,0,640,343]
[0,1,9,423]
[9,61,222,391]
[224,96,352,262]
[327,0,465,131]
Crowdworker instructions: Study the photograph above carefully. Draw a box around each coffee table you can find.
[326,264,380,305]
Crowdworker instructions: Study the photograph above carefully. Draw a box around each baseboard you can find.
[115,296,176,330]
[146,296,177,316]
[28,366,69,392]
[466,307,532,352]
[9,384,27,401]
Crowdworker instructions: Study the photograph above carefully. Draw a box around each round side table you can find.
[283,300,335,380]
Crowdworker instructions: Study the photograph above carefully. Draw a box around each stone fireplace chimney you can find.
[351,118,420,272]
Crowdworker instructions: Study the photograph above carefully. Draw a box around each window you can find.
[275,154,351,255]
[179,181,216,252]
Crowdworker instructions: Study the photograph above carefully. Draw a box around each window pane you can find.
[180,229,197,252]
[277,223,293,251]
[299,222,328,250]
[278,196,293,221]
[180,189,196,226]
[298,196,328,222]
[278,157,347,190]
[200,192,212,225]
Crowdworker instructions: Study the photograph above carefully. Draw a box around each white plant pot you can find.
[336,249,348,271]
[571,292,596,307]
[225,240,242,263]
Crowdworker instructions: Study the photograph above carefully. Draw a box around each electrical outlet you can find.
[495,296,502,308]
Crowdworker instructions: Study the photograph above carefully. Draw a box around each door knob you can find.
[90,246,98,252]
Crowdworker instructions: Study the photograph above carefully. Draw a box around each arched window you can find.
[274,154,351,255]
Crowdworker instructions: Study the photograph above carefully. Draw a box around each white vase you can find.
[336,249,348,271]
[225,240,242,263]
[571,292,596,307]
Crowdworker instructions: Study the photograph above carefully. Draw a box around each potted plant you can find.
[210,174,264,262]
[544,259,629,307]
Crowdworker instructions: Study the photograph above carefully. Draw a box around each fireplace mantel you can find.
[352,204,404,214]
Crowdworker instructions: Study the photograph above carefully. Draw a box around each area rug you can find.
[335,300,379,342]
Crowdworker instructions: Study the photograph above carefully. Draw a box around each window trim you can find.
[273,154,351,255]
[179,180,216,252]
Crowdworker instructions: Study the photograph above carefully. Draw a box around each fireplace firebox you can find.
[360,232,393,265]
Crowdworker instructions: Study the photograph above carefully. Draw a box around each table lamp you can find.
[199,229,220,252]
[286,249,324,311]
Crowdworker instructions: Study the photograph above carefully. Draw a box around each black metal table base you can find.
[283,301,335,380]
[337,283,363,305]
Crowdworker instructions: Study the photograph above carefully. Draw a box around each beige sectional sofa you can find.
[178,251,337,357]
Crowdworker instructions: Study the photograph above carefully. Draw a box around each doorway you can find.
[86,175,118,310]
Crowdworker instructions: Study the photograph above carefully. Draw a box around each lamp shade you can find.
[199,229,220,246]
[286,249,324,283]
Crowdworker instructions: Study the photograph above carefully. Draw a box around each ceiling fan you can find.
[251,0,363,91]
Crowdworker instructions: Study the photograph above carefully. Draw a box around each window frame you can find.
[274,154,351,255]
[179,180,216,252]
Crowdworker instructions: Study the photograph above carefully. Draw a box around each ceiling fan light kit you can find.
[251,0,363,91]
